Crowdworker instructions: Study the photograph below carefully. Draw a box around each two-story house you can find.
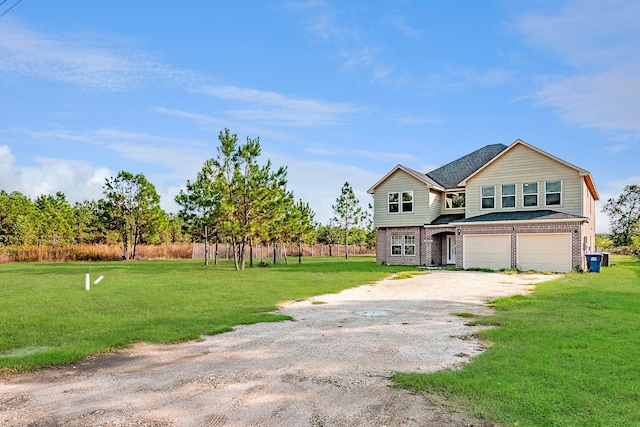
[368,139,599,272]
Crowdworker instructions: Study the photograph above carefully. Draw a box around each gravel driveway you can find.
[0,270,555,426]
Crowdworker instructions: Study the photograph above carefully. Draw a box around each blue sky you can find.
[1,1,638,232]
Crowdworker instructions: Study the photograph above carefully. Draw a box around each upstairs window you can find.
[388,191,413,213]
[402,191,414,212]
[501,184,516,208]
[445,192,465,209]
[523,182,538,207]
[545,180,562,206]
[388,192,399,213]
[481,186,495,209]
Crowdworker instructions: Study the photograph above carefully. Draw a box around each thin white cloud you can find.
[536,66,640,131]
[96,129,208,148]
[385,15,422,38]
[371,65,395,83]
[0,21,201,91]
[515,0,640,132]
[150,107,224,127]
[151,107,297,143]
[288,2,389,77]
[517,0,640,66]
[15,128,91,142]
[420,67,516,93]
[106,142,203,171]
[606,144,631,154]
[197,85,356,127]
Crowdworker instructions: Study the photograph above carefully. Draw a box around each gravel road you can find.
[0,270,555,426]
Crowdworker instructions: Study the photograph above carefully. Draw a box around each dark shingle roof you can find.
[426,144,508,189]
[428,214,465,225]
[453,210,586,223]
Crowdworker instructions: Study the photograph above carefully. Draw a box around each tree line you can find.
[600,184,640,255]
[0,129,375,269]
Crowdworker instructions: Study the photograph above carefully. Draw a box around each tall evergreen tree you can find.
[287,199,316,263]
[203,129,289,270]
[332,182,366,259]
[102,171,163,260]
[176,166,220,265]
[33,192,74,246]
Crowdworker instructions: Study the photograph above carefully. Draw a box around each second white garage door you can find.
[517,233,572,273]
[463,234,511,270]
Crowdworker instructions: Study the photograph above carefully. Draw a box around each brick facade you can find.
[377,221,586,271]
[455,221,584,270]
[376,226,424,266]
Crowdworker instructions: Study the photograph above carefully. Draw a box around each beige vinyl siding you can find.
[373,169,431,228]
[465,144,584,218]
[429,190,441,221]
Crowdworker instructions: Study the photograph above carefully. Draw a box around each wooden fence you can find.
[191,242,375,260]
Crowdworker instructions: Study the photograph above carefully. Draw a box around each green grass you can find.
[0,256,413,372]
[394,255,640,426]
[452,312,477,318]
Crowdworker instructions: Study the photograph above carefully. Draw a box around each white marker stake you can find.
[85,273,90,291]
[93,275,104,285]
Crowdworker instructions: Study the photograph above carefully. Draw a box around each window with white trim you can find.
[404,235,415,255]
[445,192,465,209]
[523,182,538,207]
[388,192,399,213]
[391,234,402,255]
[545,180,562,206]
[390,234,416,256]
[501,184,516,208]
[388,191,413,213]
[481,185,495,209]
[402,191,414,212]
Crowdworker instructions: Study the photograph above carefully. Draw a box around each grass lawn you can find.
[0,255,413,372]
[394,255,640,426]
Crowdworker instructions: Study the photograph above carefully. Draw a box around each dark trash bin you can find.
[601,252,610,267]
[585,253,603,273]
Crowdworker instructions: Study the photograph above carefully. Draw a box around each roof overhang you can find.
[450,217,588,227]
[368,164,444,193]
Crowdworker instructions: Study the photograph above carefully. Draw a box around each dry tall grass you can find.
[0,244,193,263]
[0,243,375,263]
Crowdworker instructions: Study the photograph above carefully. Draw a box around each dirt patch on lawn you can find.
[0,270,555,426]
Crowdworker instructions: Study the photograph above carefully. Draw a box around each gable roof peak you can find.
[367,164,442,193]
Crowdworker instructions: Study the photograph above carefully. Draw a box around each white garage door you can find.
[517,233,572,273]
[463,234,511,270]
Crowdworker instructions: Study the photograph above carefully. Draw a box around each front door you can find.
[446,235,456,265]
